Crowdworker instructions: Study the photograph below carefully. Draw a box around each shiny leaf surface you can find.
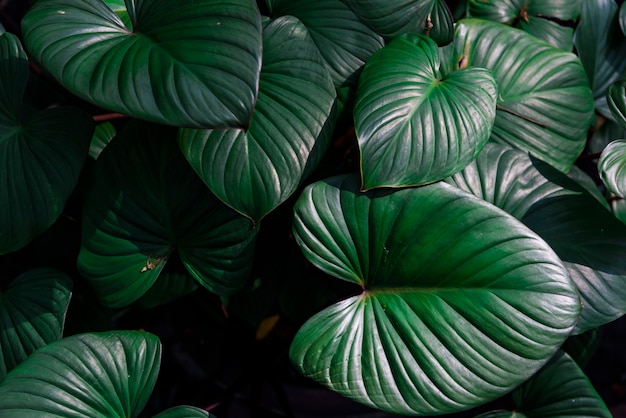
[608,79,626,128]
[599,139,626,198]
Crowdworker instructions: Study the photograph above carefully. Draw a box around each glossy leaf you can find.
[267,0,383,87]
[78,121,258,308]
[291,174,580,416]
[441,19,594,172]
[343,0,454,45]
[153,406,213,418]
[599,139,626,198]
[467,0,580,50]
[446,142,626,333]
[89,121,116,159]
[22,0,262,128]
[0,268,72,381]
[179,16,336,222]
[0,32,93,254]
[574,0,626,120]
[355,33,497,189]
[0,331,160,416]
[607,79,626,128]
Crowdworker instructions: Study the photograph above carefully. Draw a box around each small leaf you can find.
[599,139,626,198]
[89,122,116,159]
[356,33,497,189]
[291,174,580,416]
[22,0,262,128]
[607,79,626,128]
[0,268,72,381]
[0,331,160,417]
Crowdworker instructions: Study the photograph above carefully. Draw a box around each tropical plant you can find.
[1,0,625,416]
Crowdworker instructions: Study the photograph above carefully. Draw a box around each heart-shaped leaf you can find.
[446,142,626,333]
[0,32,93,254]
[21,0,262,128]
[343,0,454,45]
[0,268,72,381]
[267,0,383,87]
[179,16,336,222]
[0,331,160,416]
[355,33,497,189]
[467,0,580,50]
[291,174,580,416]
[599,139,626,198]
[78,121,258,308]
[608,79,626,128]
[574,0,626,120]
[441,19,594,173]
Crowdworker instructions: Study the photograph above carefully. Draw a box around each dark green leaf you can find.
[343,0,454,45]
[0,32,93,254]
[267,0,383,87]
[574,0,626,120]
[89,121,116,159]
[179,16,336,222]
[0,331,160,417]
[78,121,258,308]
[446,142,626,333]
[621,1,626,36]
[589,117,626,154]
[355,33,497,189]
[135,272,199,310]
[562,329,600,368]
[291,174,580,416]
[0,268,72,381]
[441,19,594,172]
[598,139,626,197]
[153,405,213,418]
[22,0,262,128]
[607,79,626,128]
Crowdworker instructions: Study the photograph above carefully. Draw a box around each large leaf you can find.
[441,19,594,173]
[291,174,580,416]
[0,268,72,381]
[574,0,626,120]
[267,0,383,87]
[476,352,610,417]
[607,79,626,128]
[0,331,160,416]
[0,32,93,254]
[179,16,336,222]
[467,0,580,50]
[598,139,626,198]
[343,0,454,45]
[355,33,497,189]
[78,121,258,308]
[446,142,626,333]
[21,0,262,128]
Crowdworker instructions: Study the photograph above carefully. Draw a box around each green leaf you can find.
[621,1,626,36]
[21,0,262,128]
[89,121,116,159]
[135,272,199,310]
[0,268,72,381]
[562,329,600,368]
[574,0,626,120]
[179,16,336,222]
[153,406,213,418]
[0,331,160,416]
[343,0,454,45]
[78,121,258,308]
[355,33,497,189]
[291,174,580,416]
[607,79,626,128]
[267,0,383,87]
[589,117,626,154]
[441,19,594,172]
[599,139,626,198]
[467,0,580,50]
[0,32,93,254]
[446,142,626,333]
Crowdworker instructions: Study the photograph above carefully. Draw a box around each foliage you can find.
[0,0,625,416]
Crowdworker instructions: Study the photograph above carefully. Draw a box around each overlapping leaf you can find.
[0,268,72,381]
[467,0,581,50]
[78,121,258,308]
[291,174,580,416]
[355,33,497,189]
[88,121,116,159]
[179,16,336,222]
[441,19,594,172]
[22,0,262,128]
[446,142,626,333]
[0,32,93,254]
[266,0,383,87]
[154,406,213,418]
[0,331,160,416]
[343,0,454,45]
[608,79,626,127]
[599,139,626,198]
[574,0,626,120]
